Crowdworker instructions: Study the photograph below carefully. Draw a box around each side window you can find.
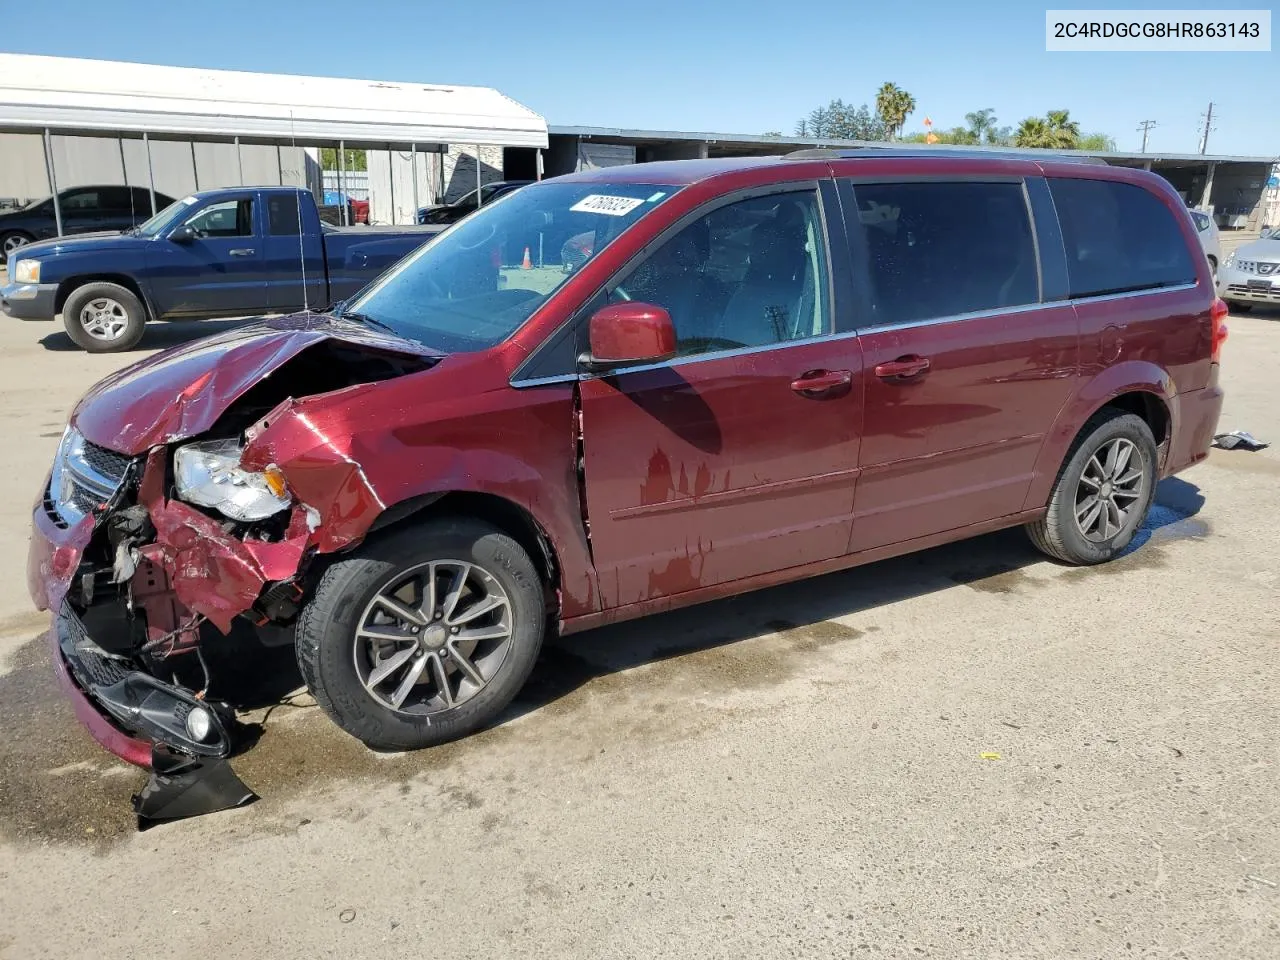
[852,180,1039,326]
[61,189,101,211]
[610,190,831,357]
[267,193,301,236]
[185,198,254,238]
[100,187,134,213]
[1048,178,1196,298]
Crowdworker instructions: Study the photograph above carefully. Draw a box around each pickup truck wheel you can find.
[62,282,147,352]
[295,518,545,751]
[1026,411,1157,565]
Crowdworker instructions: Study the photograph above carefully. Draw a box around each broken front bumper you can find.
[53,604,235,767]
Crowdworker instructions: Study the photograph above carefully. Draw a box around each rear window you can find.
[268,193,300,236]
[852,180,1040,326]
[1048,178,1196,298]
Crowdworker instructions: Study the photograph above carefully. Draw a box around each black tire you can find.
[1026,410,1158,565]
[1,230,34,259]
[1225,300,1253,314]
[295,518,545,751]
[1207,255,1217,282]
[62,281,147,352]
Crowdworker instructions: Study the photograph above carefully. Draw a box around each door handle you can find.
[790,369,852,399]
[874,355,931,381]
[228,248,256,256]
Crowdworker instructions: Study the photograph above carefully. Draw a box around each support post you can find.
[235,135,244,185]
[43,128,64,237]
[143,131,157,215]
[338,140,348,226]
[411,143,419,224]
[1200,161,1217,210]
[536,148,544,181]
[475,145,481,207]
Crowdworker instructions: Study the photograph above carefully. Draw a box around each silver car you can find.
[1219,235,1280,311]
[1190,209,1221,279]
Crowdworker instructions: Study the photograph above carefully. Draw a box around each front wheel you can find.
[1225,300,1253,314]
[295,518,545,751]
[62,281,147,352]
[1027,410,1158,565]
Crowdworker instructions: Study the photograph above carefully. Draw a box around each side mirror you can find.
[170,224,196,243]
[583,301,676,371]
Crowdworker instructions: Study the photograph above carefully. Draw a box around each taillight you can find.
[1210,298,1229,363]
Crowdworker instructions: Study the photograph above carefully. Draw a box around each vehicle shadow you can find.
[509,476,1206,718]
[38,317,259,353]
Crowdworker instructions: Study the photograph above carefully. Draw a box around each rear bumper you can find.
[0,281,58,320]
[1165,381,1224,477]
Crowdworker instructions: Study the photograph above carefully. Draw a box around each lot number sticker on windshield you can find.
[570,195,645,217]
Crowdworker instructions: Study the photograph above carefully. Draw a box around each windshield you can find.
[349,181,678,353]
[134,195,199,237]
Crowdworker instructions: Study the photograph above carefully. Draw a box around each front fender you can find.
[1021,360,1174,511]
[240,375,598,619]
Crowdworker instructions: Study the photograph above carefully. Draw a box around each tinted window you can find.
[267,193,300,236]
[100,187,135,212]
[610,190,831,357]
[61,189,101,211]
[1049,178,1196,298]
[853,181,1039,326]
[185,198,254,238]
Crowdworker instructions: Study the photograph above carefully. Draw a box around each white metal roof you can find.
[0,54,547,148]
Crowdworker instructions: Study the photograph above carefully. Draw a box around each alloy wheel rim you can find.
[1074,438,1145,543]
[353,559,513,715]
[79,297,128,341]
[3,235,28,256]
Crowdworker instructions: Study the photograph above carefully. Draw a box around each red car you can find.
[30,150,1226,766]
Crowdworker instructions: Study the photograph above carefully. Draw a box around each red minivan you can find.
[29,150,1226,765]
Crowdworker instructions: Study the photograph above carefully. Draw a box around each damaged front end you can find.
[28,316,440,820]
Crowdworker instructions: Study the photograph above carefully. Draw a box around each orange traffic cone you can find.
[521,247,532,270]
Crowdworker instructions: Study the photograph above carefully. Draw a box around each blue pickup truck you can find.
[1,186,441,352]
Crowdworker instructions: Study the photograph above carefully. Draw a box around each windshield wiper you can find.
[335,310,398,335]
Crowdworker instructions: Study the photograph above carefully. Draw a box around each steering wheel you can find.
[455,221,497,251]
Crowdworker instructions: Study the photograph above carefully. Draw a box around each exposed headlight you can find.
[1225,253,1236,268]
[173,438,290,522]
[14,259,40,284]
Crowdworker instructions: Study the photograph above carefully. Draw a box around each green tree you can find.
[1014,110,1082,149]
[319,147,367,171]
[875,82,917,141]
[964,108,998,143]
[1078,133,1117,151]
[796,99,886,140]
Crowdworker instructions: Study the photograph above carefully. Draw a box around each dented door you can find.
[579,336,864,609]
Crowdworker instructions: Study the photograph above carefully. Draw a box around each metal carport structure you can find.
[0,54,548,229]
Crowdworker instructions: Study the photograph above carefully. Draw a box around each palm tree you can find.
[1045,109,1081,149]
[964,108,997,143]
[875,82,916,141]
[1014,117,1052,148]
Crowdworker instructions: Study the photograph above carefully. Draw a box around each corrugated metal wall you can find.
[0,133,316,206]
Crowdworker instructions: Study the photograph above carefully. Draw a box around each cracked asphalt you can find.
[0,307,1276,959]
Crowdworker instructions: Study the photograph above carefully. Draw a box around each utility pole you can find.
[1198,102,1215,155]
[1137,119,1157,152]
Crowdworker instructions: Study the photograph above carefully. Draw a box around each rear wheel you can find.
[295,518,545,751]
[1,231,33,258]
[62,281,147,352]
[1027,410,1158,565]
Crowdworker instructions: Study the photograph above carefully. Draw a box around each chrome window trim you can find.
[509,281,1200,387]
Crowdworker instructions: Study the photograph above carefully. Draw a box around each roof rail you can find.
[785,147,1110,166]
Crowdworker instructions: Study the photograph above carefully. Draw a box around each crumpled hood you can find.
[71,312,439,455]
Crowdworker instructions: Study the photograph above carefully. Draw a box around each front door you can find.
[578,185,865,608]
[844,177,1080,552]
[147,194,267,317]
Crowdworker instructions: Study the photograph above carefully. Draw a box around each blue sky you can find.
[5,0,1276,155]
